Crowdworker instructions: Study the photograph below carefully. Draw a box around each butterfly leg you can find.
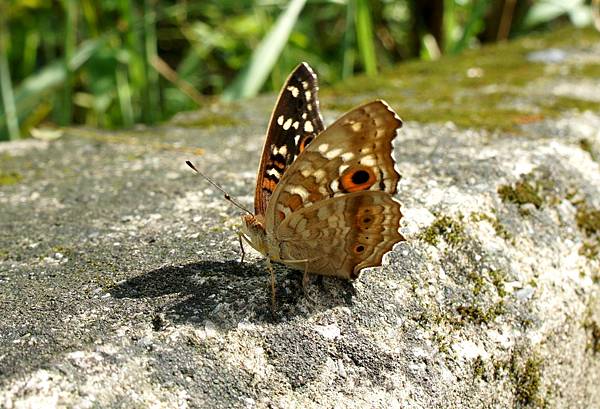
[302,262,311,292]
[237,231,246,264]
[266,257,276,309]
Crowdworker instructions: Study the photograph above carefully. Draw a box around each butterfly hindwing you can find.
[254,62,325,216]
[275,191,403,279]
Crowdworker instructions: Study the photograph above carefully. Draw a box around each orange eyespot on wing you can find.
[339,166,377,192]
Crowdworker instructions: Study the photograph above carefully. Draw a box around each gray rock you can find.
[1,28,600,408]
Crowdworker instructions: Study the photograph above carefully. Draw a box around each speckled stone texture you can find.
[1,28,599,408]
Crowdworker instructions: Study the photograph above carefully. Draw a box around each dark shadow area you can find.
[111,259,356,330]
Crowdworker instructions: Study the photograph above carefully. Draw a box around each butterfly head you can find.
[241,214,269,256]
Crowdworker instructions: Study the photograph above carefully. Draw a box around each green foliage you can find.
[0,0,596,140]
[222,0,307,100]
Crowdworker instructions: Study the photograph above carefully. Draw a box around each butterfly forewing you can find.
[254,62,325,216]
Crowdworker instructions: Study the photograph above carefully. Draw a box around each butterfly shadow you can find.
[111,259,356,331]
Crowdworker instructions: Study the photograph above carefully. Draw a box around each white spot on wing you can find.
[292,121,299,130]
[286,86,299,97]
[330,180,339,192]
[305,90,312,101]
[287,185,309,200]
[325,148,343,159]
[341,152,354,161]
[277,115,284,125]
[313,169,326,182]
[294,134,300,144]
[304,121,314,133]
[360,155,377,166]
[318,143,329,153]
[266,168,281,177]
[283,118,293,130]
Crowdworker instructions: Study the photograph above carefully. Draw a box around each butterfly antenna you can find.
[186,160,253,215]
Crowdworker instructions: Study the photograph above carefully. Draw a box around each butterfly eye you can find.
[340,166,377,192]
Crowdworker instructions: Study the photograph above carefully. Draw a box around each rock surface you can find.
[1,27,599,408]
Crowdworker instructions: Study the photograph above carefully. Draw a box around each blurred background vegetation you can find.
[0,0,598,141]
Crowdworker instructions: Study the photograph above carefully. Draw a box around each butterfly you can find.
[238,62,405,293]
[188,62,404,303]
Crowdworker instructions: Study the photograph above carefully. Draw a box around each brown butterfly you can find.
[188,62,404,303]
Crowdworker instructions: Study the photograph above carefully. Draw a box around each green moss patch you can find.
[489,269,508,298]
[471,212,512,241]
[0,171,22,185]
[498,169,561,212]
[420,214,466,247]
[325,27,600,133]
[498,180,543,208]
[511,354,544,408]
[583,319,600,354]
[455,301,505,325]
[566,194,600,261]
[579,138,598,162]
[580,240,599,260]
[472,356,487,380]
[493,348,545,407]
[466,268,507,298]
[575,205,600,236]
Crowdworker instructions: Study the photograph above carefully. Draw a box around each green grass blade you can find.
[442,0,457,52]
[524,0,588,28]
[116,65,134,127]
[22,30,40,79]
[449,0,489,55]
[355,0,377,77]
[144,0,160,122]
[222,0,307,101]
[342,0,356,79]
[0,19,19,140]
[58,0,77,126]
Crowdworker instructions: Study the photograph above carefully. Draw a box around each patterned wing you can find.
[265,100,403,232]
[276,191,404,279]
[254,62,324,216]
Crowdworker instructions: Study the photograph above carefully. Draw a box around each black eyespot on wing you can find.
[351,170,370,185]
